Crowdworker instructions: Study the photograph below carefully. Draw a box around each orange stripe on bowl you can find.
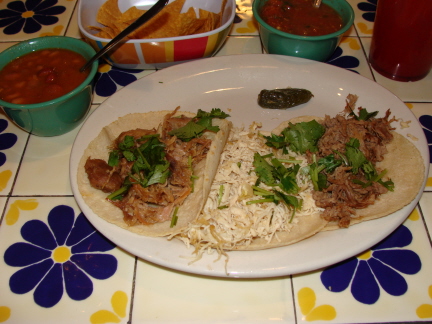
[140,42,167,63]
[108,43,140,64]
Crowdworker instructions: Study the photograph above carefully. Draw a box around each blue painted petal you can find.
[320,257,358,292]
[327,47,343,61]
[7,1,26,12]
[420,115,432,132]
[357,2,376,11]
[362,12,375,22]
[63,261,93,301]
[108,70,137,87]
[25,0,44,11]
[0,119,7,132]
[373,225,412,250]
[23,17,41,34]
[21,219,57,250]
[67,213,96,246]
[351,260,380,304]
[37,6,66,16]
[9,259,53,294]
[48,205,75,246]
[4,242,51,266]
[71,232,116,253]
[373,249,421,275]
[0,133,17,150]
[112,66,143,74]
[368,258,407,296]
[33,263,64,308]
[329,56,360,70]
[95,73,117,97]
[33,14,59,26]
[33,0,59,11]
[1,18,24,34]
[0,152,5,167]
[0,10,22,20]
[71,253,117,280]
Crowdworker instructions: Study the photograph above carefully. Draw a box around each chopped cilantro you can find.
[168,108,230,141]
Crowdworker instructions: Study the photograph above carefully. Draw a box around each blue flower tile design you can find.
[0,0,66,35]
[357,0,377,22]
[326,47,360,74]
[320,225,421,305]
[0,119,18,167]
[419,115,432,163]
[95,64,143,97]
[4,205,118,308]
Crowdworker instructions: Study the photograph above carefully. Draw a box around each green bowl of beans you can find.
[0,36,98,136]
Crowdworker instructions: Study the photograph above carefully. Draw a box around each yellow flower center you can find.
[357,250,372,260]
[22,11,34,18]
[52,246,71,263]
[98,64,112,73]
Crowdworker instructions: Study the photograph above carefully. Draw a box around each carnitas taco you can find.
[271,95,425,231]
[77,107,232,237]
[171,122,327,255]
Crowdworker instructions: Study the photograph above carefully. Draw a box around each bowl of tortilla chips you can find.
[78,0,235,69]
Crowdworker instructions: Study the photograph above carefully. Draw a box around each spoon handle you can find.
[80,0,169,72]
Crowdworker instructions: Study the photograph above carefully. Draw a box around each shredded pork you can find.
[85,111,211,226]
[311,95,396,228]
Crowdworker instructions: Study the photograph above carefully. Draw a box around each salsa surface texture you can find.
[260,0,343,36]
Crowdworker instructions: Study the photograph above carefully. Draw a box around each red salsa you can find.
[260,0,343,36]
[0,48,89,105]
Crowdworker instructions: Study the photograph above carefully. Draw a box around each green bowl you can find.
[253,0,355,62]
[0,36,98,137]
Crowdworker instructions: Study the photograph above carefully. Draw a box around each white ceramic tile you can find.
[0,114,29,196]
[132,259,295,323]
[13,104,98,196]
[347,0,374,37]
[0,196,136,324]
[420,192,432,235]
[216,35,263,56]
[0,0,77,41]
[292,210,432,323]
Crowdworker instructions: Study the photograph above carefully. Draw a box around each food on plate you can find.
[258,88,313,109]
[259,0,343,36]
[271,95,425,230]
[90,0,227,39]
[77,108,232,237]
[171,122,327,256]
[0,48,89,105]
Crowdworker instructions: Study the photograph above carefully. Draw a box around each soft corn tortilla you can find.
[77,110,232,237]
[273,115,425,231]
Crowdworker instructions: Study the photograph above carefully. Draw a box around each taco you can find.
[272,106,425,231]
[171,122,327,254]
[77,108,232,237]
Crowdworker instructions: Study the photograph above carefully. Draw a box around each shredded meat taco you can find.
[272,96,425,231]
[77,108,232,237]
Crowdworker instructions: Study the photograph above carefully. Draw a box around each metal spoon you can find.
[313,0,322,8]
[80,0,169,72]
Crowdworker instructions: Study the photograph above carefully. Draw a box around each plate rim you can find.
[70,54,429,278]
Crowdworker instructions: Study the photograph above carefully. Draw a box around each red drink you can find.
[369,0,432,82]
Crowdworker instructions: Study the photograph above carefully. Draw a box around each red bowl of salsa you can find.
[0,36,98,136]
[252,0,354,61]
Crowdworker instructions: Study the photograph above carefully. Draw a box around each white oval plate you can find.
[70,54,429,278]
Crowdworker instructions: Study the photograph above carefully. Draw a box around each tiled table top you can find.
[1,0,432,323]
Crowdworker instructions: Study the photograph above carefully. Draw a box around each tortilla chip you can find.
[96,0,122,26]
[77,110,232,237]
[90,0,225,40]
